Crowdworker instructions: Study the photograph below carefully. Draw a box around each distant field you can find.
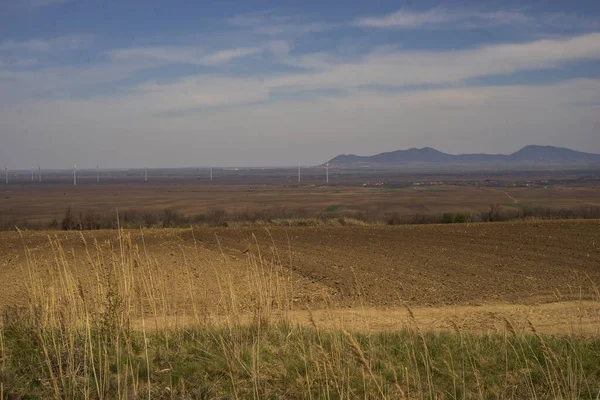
[1,169,599,228]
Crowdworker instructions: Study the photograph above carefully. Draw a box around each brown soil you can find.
[1,220,599,334]
[188,219,600,306]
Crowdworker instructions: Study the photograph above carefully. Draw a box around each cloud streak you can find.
[21,0,74,8]
[229,11,337,36]
[269,33,600,91]
[355,8,529,29]
[110,45,263,66]
[0,34,90,53]
[203,47,262,65]
[4,32,600,110]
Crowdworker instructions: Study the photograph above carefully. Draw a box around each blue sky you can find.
[1,0,600,168]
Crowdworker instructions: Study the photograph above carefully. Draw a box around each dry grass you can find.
[1,228,600,398]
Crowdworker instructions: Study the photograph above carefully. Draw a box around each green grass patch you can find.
[324,205,342,212]
[421,189,449,193]
[3,321,600,398]
[503,203,526,208]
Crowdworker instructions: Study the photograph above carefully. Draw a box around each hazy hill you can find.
[326,145,600,167]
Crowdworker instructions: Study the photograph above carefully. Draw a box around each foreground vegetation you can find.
[4,316,600,399]
[1,229,599,399]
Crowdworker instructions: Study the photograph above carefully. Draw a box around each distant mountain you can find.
[326,145,600,167]
[508,145,600,163]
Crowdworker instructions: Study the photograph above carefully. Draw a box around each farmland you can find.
[2,220,599,329]
[1,167,599,228]
[1,169,600,398]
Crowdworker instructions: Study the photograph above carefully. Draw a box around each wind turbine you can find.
[37,165,41,183]
[298,163,301,183]
[96,166,99,183]
[31,166,34,181]
[4,167,7,185]
[210,166,213,181]
[144,166,148,182]
[73,162,77,186]
[326,163,329,184]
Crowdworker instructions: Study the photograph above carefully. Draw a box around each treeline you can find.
[385,204,600,225]
[1,204,600,231]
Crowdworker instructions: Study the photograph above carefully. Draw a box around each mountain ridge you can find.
[326,145,600,166]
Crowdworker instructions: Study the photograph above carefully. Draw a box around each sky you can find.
[1,0,600,168]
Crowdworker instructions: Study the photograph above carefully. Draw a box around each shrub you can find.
[61,207,74,230]
[453,212,469,223]
[441,213,455,224]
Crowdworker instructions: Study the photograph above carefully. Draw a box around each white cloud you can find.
[229,11,337,36]
[537,12,600,32]
[229,11,288,27]
[0,34,92,89]
[266,40,291,57]
[110,46,202,64]
[4,32,600,111]
[4,31,600,110]
[254,22,336,36]
[23,0,74,7]
[0,58,158,103]
[355,8,528,29]
[0,58,37,68]
[268,33,600,91]
[203,47,262,65]
[0,34,90,53]
[120,76,270,113]
[1,42,268,104]
[110,45,263,66]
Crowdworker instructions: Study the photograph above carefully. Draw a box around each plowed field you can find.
[1,220,599,335]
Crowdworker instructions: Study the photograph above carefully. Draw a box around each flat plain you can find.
[1,167,599,226]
